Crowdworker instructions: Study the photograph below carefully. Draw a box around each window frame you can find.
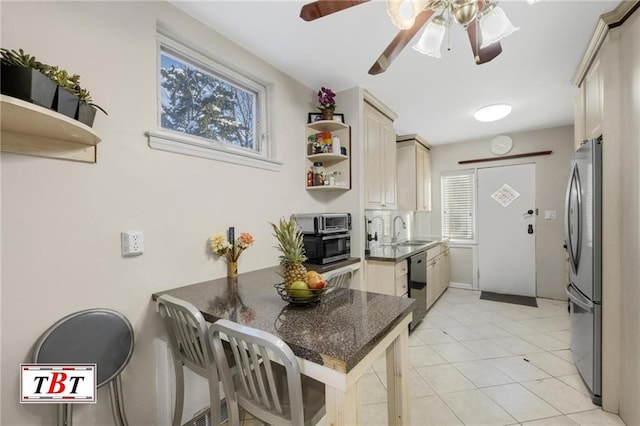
[147,31,282,171]
[441,169,477,243]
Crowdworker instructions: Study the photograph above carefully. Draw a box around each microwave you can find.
[302,233,351,265]
[292,213,351,235]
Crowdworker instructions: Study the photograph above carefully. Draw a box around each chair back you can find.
[323,266,353,289]
[209,319,305,426]
[33,308,134,426]
[156,295,215,378]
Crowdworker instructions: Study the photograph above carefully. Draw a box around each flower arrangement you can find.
[317,86,336,111]
[210,228,254,278]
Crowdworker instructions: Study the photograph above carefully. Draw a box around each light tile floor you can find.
[358,288,625,426]
[242,288,625,425]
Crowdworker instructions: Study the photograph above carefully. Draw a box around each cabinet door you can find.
[364,105,384,208]
[574,83,586,150]
[364,102,396,209]
[441,249,450,294]
[417,144,432,211]
[585,58,603,139]
[426,259,436,308]
[382,119,397,209]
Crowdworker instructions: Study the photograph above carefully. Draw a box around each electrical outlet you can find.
[121,231,144,256]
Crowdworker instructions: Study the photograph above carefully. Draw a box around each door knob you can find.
[527,209,534,215]
[528,224,534,234]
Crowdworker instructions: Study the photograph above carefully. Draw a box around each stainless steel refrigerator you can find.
[565,137,602,405]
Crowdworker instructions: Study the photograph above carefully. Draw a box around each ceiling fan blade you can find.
[369,8,435,75]
[466,19,502,64]
[300,0,369,22]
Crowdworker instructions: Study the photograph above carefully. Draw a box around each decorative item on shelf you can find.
[0,48,56,109]
[317,86,336,121]
[270,218,308,289]
[209,227,255,278]
[0,47,107,126]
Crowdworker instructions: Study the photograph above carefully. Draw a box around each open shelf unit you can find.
[305,120,351,191]
[0,94,101,163]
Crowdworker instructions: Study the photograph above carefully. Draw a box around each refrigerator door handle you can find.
[565,163,582,273]
[567,284,593,312]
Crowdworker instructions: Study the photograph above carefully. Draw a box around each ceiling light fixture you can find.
[474,104,512,122]
[387,0,519,58]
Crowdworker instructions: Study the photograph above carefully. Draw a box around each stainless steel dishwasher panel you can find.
[408,251,427,330]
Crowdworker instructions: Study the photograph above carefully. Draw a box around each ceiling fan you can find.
[300,0,517,75]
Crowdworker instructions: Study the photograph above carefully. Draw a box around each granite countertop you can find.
[365,238,446,262]
[152,265,414,373]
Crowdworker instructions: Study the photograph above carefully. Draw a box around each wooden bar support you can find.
[458,150,553,165]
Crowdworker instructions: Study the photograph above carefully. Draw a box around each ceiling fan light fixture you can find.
[479,3,519,48]
[386,0,427,30]
[451,0,478,27]
[474,103,512,122]
[412,15,447,58]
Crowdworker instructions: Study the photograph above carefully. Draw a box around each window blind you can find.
[441,170,476,241]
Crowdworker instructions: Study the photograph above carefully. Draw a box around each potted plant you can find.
[72,85,108,128]
[317,86,336,120]
[0,48,57,109]
[41,65,79,119]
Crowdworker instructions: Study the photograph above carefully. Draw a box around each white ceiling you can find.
[169,0,617,145]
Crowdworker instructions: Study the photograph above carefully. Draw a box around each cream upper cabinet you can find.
[396,134,432,211]
[585,57,603,139]
[574,83,586,150]
[364,101,397,209]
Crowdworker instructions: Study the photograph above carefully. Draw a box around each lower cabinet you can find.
[426,244,450,310]
[365,259,408,297]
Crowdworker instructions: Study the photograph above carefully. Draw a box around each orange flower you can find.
[238,232,255,249]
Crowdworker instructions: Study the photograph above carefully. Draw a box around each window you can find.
[441,170,476,242]
[147,32,282,171]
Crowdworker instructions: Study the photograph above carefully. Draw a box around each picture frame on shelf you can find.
[307,112,345,124]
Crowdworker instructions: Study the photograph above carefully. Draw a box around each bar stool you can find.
[209,319,326,426]
[322,266,353,289]
[33,308,134,426]
[156,295,227,426]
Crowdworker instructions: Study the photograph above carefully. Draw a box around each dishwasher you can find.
[407,250,427,330]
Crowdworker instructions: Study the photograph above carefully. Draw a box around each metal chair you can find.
[209,319,325,426]
[33,308,134,426]
[322,266,353,289]
[156,295,226,426]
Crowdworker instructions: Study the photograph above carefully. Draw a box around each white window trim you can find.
[147,28,282,172]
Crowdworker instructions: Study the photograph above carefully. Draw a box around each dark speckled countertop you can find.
[152,266,414,373]
[366,240,442,262]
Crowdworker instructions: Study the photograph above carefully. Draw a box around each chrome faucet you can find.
[392,215,407,245]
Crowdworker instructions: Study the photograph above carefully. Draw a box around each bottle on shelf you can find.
[312,162,325,186]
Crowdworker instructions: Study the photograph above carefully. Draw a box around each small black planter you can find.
[0,64,56,109]
[76,102,97,127]
[53,86,79,119]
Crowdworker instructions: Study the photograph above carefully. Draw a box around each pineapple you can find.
[270,218,308,288]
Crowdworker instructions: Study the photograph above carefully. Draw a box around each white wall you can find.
[430,125,575,300]
[0,2,332,424]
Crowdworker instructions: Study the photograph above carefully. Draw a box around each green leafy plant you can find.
[0,48,45,70]
[2,47,108,116]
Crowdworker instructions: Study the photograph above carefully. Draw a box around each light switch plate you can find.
[121,230,144,256]
[544,210,557,220]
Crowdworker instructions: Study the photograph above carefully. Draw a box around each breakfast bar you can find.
[152,266,415,425]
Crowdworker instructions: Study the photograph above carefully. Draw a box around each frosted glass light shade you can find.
[387,0,426,30]
[412,18,446,58]
[474,104,512,122]
[479,5,519,48]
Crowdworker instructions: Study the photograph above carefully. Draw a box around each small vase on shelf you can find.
[321,108,334,121]
[227,260,238,278]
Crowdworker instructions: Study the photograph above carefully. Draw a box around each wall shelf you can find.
[0,94,101,163]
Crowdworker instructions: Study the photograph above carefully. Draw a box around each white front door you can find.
[478,164,536,296]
